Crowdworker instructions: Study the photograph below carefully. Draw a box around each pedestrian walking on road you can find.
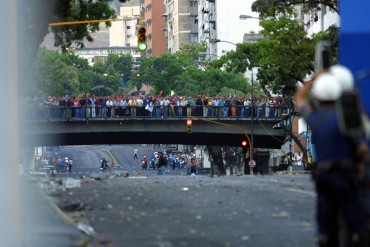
[295,66,368,247]
[157,152,166,175]
[133,148,138,159]
[68,158,73,173]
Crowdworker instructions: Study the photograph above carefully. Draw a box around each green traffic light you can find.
[138,43,147,51]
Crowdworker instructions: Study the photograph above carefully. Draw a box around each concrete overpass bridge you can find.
[21,116,284,148]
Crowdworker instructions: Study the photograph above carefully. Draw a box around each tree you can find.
[212,16,337,96]
[170,66,250,97]
[19,0,131,98]
[175,42,208,62]
[91,63,121,95]
[26,48,80,97]
[50,0,118,52]
[258,17,338,95]
[252,0,338,19]
[256,17,316,95]
[61,52,93,94]
[105,53,134,84]
[129,53,190,95]
[207,146,226,176]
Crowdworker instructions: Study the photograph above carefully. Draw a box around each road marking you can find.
[128,176,147,179]
[286,188,315,197]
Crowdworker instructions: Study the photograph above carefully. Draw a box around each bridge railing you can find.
[25,105,291,121]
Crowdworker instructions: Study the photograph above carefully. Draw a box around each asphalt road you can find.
[51,169,317,246]
[56,144,188,177]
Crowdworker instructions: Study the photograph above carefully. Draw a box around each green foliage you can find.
[26,48,80,97]
[211,16,338,96]
[256,17,315,94]
[175,42,208,62]
[129,53,190,95]
[27,48,125,97]
[128,43,249,97]
[51,0,117,51]
[210,43,261,73]
[106,53,134,83]
[252,0,338,19]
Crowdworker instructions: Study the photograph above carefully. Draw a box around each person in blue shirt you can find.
[295,67,368,247]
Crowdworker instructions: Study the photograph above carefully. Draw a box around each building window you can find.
[189,33,198,43]
[189,16,197,24]
[126,26,131,29]
[189,0,197,7]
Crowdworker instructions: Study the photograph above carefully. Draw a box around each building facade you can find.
[163,0,198,53]
[302,3,339,36]
[197,0,261,60]
[110,6,141,47]
[141,0,167,57]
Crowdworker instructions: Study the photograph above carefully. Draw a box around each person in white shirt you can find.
[212,97,220,117]
[163,97,170,117]
[136,96,144,116]
[179,97,187,117]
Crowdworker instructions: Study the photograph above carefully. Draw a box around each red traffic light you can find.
[241,140,247,147]
[186,119,192,133]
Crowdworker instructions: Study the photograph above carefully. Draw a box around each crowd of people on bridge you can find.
[28,93,293,120]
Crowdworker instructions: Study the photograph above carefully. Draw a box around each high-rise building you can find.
[163,0,199,53]
[302,3,339,36]
[197,0,261,60]
[141,0,167,57]
[110,6,141,47]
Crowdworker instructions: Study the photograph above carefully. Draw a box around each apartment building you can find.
[110,6,141,47]
[163,0,198,53]
[302,3,340,35]
[197,0,261,60]
[141,0,167,57]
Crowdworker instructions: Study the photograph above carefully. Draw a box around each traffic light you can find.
[241,140,248,153]
[137,26,147,52]
[186,119,192,133]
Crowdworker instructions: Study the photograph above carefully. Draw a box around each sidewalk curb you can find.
[30,176,88,246]
[37,180,76,226]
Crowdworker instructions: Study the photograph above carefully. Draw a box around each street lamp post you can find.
[239,14,260,174]
[209,39,237,46]
[242,64,255,174]
[250,69,254,161]
[239,14,260,20]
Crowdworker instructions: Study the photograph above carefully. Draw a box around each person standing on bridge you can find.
[133,148,138,159]
[295,68,368,247]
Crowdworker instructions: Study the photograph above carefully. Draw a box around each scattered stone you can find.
[77,222,96,237]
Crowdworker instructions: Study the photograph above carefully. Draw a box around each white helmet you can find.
[311,73,342,101]
[329,65,354,91]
